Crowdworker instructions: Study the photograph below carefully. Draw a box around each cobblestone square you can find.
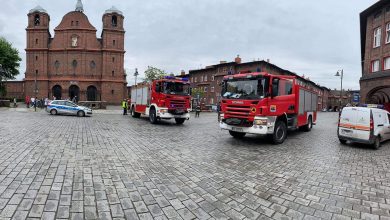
[0,110,389,219]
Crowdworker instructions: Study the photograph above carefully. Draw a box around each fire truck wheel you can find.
[149,108,158,124]
[229,130,246,139]
[303,116,313,132]
[272,121,287,144]
[175,118,185,125]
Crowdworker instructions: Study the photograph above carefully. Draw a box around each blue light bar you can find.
[164,76,175,79]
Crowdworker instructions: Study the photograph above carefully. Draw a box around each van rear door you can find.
[354,108,371,141]
[339,107,358,139]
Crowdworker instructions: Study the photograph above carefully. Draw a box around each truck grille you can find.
[169,100,186,109]
[223,118,252,127]
[225,105,251,118]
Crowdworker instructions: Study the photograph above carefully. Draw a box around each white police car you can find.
[47,100,92,117]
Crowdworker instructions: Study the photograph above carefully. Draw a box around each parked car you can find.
[47,100,92,117]
[338,107,390,149]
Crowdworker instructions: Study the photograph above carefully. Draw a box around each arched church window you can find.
[112,15,117,27]
[72,60,78,68]
[34,14,40,26]
[90,61,96,69]
[54,60,60,69]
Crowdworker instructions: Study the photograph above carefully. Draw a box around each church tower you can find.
[101,6,126,102]
[25,6,51,98]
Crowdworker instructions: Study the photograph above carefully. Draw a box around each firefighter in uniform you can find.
[122,99,128,115]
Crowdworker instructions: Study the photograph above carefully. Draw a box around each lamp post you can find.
[335,69,343,111]
[134,68,138,104]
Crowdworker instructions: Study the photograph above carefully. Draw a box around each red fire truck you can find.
[219,71,318,144]
[130,76,191,124]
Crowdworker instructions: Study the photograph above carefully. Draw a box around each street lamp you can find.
[134,68,138,104]
[335,69,343,110]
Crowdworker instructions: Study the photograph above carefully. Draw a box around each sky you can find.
[0,0,378,90]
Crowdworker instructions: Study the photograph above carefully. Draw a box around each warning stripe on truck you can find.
[339,123,370,131]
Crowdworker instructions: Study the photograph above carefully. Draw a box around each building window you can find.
[34,14,40,26]
[112,71,115,76]
[372,60,380,72]
[112,15,118,27]
[54,60,60,69]
[204,87,208,92]
[211,86,214,92]
[374,27,381,48]
[35,70,38,75]
[90,61,96,69]
[211,75,215,81]
[72,60,78,68]
[384,57,390,70]
[35,39,38,45]
[112,57,115,62]
[113,40,116,46]
[210,98,214,104]
[386,23,390,44]
[204,75,207,81]
[35,56,38,61]
[200,76,203,82]
[374,11,382,20]
[194,77,197,83]
[111,90,114,94]
[71,21,74,26]
[76,21,79,26]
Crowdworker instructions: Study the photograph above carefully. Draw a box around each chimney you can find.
[180,70,185,76]
[235,55,242,64]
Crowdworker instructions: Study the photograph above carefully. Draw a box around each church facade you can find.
[24,0,127,104]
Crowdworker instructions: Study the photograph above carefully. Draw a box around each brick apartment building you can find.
[360,0,390,108]
[3,0,127,104]
[187,55,330,111]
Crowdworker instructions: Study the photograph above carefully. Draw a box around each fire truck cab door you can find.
[269,78,294,114]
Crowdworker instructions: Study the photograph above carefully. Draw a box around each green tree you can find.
[191,87,205,102]
[144,66,167,82]
[0,37,21,97]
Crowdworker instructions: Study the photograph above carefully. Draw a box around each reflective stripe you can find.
[339,123,370,131]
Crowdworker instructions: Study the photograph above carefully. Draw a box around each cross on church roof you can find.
[75,0,84,13]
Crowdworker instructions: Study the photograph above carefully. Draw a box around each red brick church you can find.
[20,0,127,104]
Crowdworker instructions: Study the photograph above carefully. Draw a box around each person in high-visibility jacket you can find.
[122,99,128,115]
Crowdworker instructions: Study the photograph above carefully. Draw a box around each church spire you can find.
[75,0,84,13]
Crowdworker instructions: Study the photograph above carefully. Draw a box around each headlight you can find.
[253,119,267,126]
[160,109,168,113]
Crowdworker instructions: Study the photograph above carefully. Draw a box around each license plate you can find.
[176,109,184,113]
[232,127,243,132]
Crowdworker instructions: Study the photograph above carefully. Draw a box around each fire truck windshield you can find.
[163,82,190,96]
[222,78,267,100]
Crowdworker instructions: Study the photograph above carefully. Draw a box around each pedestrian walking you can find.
[26,96,30,108]
[72,96,77,103]
[13,97,17,108]
[31,97,35,108]
[195,105,201,118]
[44,98,49,109]
[122,99,128,115]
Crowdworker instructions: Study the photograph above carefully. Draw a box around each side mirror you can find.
[155,84,160,93]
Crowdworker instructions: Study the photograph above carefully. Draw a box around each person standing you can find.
[26,96,30,108]
[13,97,17,108]
[122,99,128,115]
[195,105,201,118]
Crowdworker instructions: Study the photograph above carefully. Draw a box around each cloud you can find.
[2,0,374,90]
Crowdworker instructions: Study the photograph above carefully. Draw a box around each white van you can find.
[338,107,390,149]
